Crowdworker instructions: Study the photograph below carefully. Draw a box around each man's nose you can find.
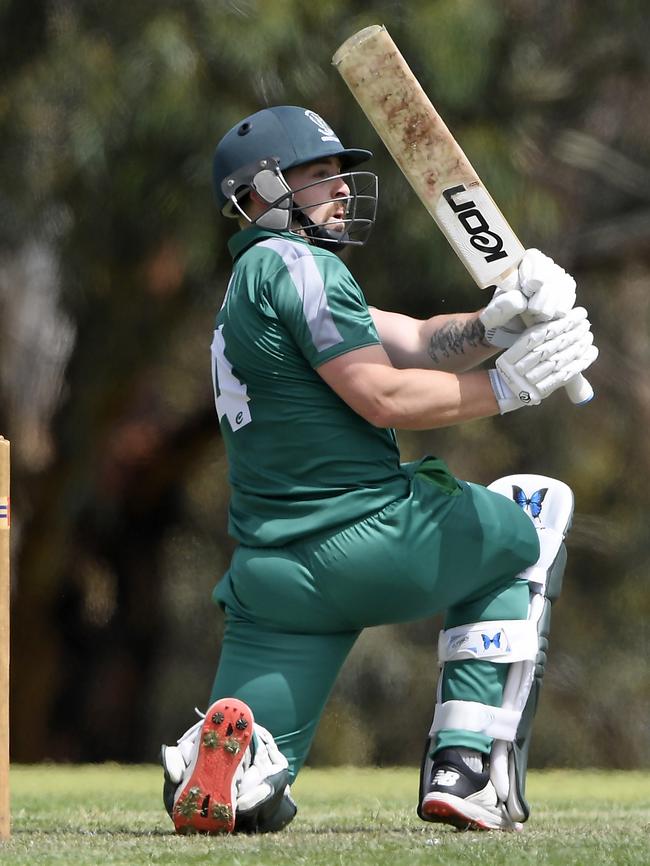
[332,175,350,198]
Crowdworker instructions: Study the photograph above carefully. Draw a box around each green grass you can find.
[0,765,649,865]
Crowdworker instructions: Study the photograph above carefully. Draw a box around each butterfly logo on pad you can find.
[512,485,548,519]
[481,632,501,650]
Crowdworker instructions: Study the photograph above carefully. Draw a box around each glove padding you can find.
[234,724,296,834]
[490,306,598,413]
[480,249,577,348]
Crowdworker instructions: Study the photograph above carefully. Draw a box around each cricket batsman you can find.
[160,105,598,833]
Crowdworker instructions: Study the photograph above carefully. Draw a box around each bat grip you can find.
[564,373,594,405]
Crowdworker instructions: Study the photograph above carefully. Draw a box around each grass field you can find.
[0,765,648,865]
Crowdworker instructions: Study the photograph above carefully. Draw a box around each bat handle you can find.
[564,373,594,405]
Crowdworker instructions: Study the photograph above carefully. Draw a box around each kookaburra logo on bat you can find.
[442,185,508,264]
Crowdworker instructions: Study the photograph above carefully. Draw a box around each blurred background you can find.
[1,0,648,771]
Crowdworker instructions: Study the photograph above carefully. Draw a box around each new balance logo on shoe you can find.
[432,769,460,787]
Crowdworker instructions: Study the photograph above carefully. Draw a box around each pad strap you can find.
[438,619,539,664]
[430,700,520,742]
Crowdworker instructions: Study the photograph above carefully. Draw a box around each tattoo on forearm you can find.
[427,319,489,365]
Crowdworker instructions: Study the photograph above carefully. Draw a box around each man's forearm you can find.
[375,367,500,430]
[371,307,498,372]
[413,311,497,373]
[425,314,495,370]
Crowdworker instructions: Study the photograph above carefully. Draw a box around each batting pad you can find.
[487,474,573,822]
[425,474,573,824]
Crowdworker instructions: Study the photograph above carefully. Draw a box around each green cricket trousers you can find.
[211,458,539,780]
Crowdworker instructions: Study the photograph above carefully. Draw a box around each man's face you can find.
[284,158,350,232]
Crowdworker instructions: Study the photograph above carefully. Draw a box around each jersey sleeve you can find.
[264,242,381,367]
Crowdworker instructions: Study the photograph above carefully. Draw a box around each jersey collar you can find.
[228,226,311,261]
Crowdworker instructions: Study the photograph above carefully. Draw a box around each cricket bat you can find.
[332,24,593,405]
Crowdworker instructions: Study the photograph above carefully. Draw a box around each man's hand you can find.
[489,307,598,414]
[480,249,577,348]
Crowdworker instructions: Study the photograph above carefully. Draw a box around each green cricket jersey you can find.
[212,226,409,547]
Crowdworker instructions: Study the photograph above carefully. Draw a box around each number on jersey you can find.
[211,325,252,430]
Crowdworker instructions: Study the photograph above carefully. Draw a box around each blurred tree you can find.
[0,0,648,768]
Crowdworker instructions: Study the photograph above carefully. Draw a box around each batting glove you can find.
[480,249,577,348]
[235,724,297,833]
[489,307,598,413]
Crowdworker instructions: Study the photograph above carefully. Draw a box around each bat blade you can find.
[332,25,524,289]
[332,25,593,405]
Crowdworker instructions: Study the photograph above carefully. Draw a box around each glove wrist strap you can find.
[488,369,522,414]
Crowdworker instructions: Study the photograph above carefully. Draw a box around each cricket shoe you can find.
[161,697,297,835]
[418,748,521,831]
[162,697,253,834]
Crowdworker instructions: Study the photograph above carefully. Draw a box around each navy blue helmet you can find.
[212,106,377,248]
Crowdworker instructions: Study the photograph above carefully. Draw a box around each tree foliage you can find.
[0,0,648,767]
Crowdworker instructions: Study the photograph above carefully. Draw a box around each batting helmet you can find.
[213,105,372,215]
